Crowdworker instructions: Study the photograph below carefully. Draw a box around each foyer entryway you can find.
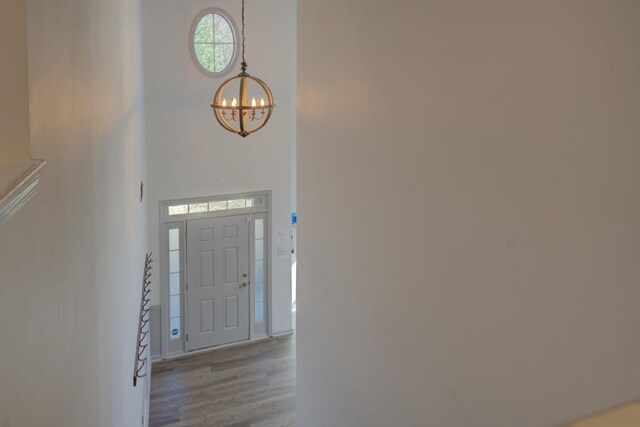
[159,192,272,358]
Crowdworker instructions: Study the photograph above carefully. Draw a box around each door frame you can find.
[158,191,272,359]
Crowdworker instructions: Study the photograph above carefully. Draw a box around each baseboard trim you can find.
[251,332,269,341]
[153,335,273,363]
[271,328,294,338]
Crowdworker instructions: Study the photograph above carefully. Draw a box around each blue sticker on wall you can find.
[171,328,179,336]
[291,212,297,225]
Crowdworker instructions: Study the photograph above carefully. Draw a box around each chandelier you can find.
[211,0,275,138]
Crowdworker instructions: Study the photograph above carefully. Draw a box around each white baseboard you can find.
[271,328,294,337]
[251,332,269,341]
[153,335,274,363]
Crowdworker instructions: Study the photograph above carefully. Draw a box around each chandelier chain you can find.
[241,0,247,73]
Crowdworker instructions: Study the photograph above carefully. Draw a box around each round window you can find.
[190,8,239,76]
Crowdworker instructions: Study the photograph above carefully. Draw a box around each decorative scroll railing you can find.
[134,253,153,386]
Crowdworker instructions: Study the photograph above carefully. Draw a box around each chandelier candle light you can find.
[211,0,275,137]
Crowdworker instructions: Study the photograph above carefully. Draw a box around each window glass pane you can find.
[170,295,181,318]
[189,203,209,214]
[214,44,234,73]
[253,217,265,324]
[209,200,227,211]
[169,250,180,273]
[194,43,214,72]
[170,317,181,339]
[255,280,264,303]
[192,9,236,76]
[255,302,264,323]
[195,13,214,43]
[255,238,264,261]
[168,205,188,216]
[169,228,180,251]
[255,219,264,239]
[245,198,254,207]
[170,272,180,295]
[253,195,265,207]
[228,199,246,209]
[255,260,264,283]
[214,13,234,43]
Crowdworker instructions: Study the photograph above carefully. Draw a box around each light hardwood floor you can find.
[149,335,296,427]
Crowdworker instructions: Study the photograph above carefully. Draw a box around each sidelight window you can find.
[168,228,181,340]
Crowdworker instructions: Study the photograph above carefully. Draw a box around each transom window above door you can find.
[190,8,238,76]
[167,194,267,216]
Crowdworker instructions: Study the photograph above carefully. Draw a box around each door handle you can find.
[240,282,249,288]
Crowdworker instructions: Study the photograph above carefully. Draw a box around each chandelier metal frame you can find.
[211,0,275,138]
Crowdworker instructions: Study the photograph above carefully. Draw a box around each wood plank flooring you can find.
[149,335,296,427]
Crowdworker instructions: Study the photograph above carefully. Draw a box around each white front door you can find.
[186,215,250,351]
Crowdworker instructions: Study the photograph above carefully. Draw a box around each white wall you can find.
[142,0,295,334]
[0,0,148,425]
[297,1,640,426]
[0,0,31,160]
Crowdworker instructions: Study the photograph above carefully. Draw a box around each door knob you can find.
[240,282,248,288]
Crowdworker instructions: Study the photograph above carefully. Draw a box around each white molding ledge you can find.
[0,159,45,227]
[271,328,294,338]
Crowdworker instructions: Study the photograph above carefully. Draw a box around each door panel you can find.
[199,251,214,287]
[224,247,238,284]
[186,215,250,351]
[200,299,214,332]
[224,295,239,328]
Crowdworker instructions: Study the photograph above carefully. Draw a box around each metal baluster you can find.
[134,253,153,387]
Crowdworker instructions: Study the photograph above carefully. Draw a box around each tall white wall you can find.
[297,1,640,426]
[0,0,31,160]
[142,0,295,334]
[0,0,148,425]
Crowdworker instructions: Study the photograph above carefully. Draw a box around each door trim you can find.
[158,191,271,359]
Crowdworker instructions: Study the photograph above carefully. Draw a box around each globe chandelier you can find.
[211,0,275,137]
